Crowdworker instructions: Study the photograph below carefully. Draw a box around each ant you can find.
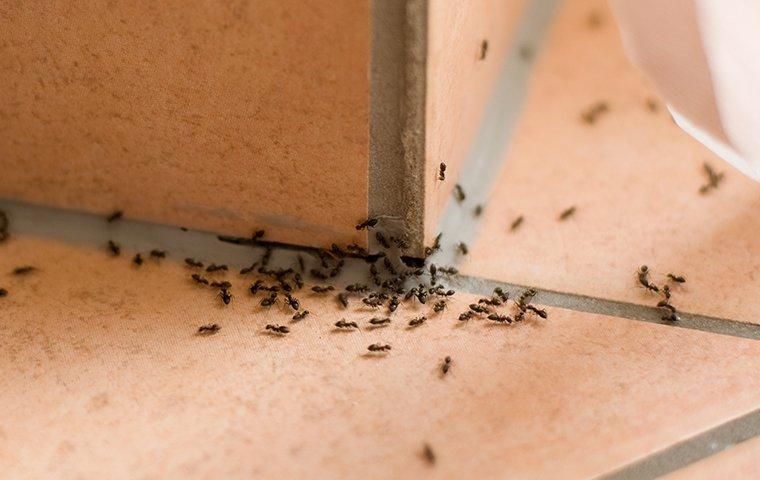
[493,287,509,302]
[338,292,349,308]
[185,258,203,268]
[260,292,278,307]
[388,296,400,312]
[218,288,232,305]
[487,313,512,323]
[368,317,391,327]
[12,266,36,275]
[346,283,369,293]
[149,249,166,259]
[210,281,231,289]
[441,356,452,375]
[433,300,446,313]
[292,310,310,321]
[293,273,304,290]
[132,254,144,266]
[457,242,469,255]
[285,293,300,311]
[525,305,548,319]
[453,184,466,203]
[106,210,123,223]
[206,263,228,273]
[667,273,686,284]
[637,265,659,293]
[424,233,443,257]
[559,206,576,221]
[699,163,725,194]
[191,273,209,285]
[459,312,473,322]
[197,324,220,335]
[473,205,483,217]
[266,324,289,335]
[469,303,489,314]
[239,263,258,275]
[408,316,426,328]
[510,215,524,231]
[367,343,391,352]
[107,240,121,256]
[438,162,446,181]
[356,217,379,230]
[335,319,358,329]
[580,101,608,124]
[311,285,335,294]
[479,39,488,60]
[0,288,7,297]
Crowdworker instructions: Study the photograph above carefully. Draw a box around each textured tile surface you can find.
[460,0,760,324]
[1,235,759,479]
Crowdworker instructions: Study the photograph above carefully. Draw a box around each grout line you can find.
[596,408,760,480]
[430,0,560,267]
[454,275,760,340]
[2,198,758,341]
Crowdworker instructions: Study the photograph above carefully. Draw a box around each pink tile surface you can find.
[1,236,759,479]
[461,0,760,324]
[662,437,760,480]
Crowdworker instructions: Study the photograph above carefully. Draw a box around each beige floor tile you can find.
[1,236,758,479]
[460,0,760,324]
[662,437,760,480]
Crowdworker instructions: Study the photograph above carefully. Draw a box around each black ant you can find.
[424,233,443,257]
[367,343,391,352]
[453,184,466,203]
[106,210,123,223]
[337,292,349,308]
[266,324,289,335]
[458,312,473,322]
[197,324,220,335]
[469,304,489,314]
[637,265,659,293]
[479,39,488,60]
[441,356,452,375]
[132,254,143,266]
[311,285,334,294]
[457,242,469,255]
[581,101,608,124]
[285,293,300,311]
[346,283,369,293]
[438,162,446,181]
[206,263,228,273]
[433,300,446,313]
[239,263,258,275]
[218,288,232,305]
[0,288,8,297]
[559,206,576,221]
[191,273,209,285]
[149,249,166,259]
[107,240,121,256]
[473,205,483,217]
[408,316,426,328]
[493,287,509,302]
[388,296,400,313]
[292,310,310,321]
[185,258,203,268]
[525,305,548,318]
[699,163,725,194]
[210,280,231,289]
[335,319,358,329]
[260,292,277,307]
[510,215,524,231]
[12,266,36,275]
[667,273,686,283]
[356,217,379,230]
[293,273,304,290]
[368,317,391,327]
[487,313,512,323]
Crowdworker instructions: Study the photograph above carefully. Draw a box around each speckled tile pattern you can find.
[460,0,760,324]
[1,235,759,479]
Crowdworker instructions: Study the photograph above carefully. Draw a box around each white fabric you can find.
[610,0,760,182]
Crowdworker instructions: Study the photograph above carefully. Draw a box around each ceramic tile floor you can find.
[459,0,760,325]
[0,234,758,479]
[2,0,760,478]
